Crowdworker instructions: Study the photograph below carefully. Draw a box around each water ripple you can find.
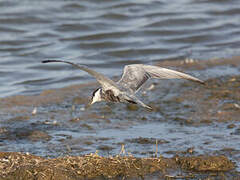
[0,0,239,96]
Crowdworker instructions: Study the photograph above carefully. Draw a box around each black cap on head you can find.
[91,88,101,99]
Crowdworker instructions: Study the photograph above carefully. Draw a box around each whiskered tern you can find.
[42,60,204,110]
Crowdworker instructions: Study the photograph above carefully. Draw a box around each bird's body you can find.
[42,60,204,110]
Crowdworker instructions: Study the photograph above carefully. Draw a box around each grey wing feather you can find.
[42,60,120,93]
[117,64,204,93]
[117,65,150,93]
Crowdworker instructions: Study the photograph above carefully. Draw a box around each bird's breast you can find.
[104,90,121,102]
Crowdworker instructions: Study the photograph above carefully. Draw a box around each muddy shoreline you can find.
[0,152,236,180]
[0,56,240,179]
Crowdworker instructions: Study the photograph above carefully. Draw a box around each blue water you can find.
[0,0,240,97]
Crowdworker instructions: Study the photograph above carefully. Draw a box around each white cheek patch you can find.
[92,89,102,104]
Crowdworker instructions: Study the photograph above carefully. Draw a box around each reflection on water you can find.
[0,0,240,97]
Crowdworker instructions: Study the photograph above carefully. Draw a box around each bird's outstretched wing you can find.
[117,64,204,93]
[42,60,120,93]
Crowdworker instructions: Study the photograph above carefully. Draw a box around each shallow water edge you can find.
[0,56,240,179]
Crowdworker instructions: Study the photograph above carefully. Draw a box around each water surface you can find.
[0,0,240,96]
[0,0,240,173]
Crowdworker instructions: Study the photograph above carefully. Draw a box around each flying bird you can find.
[42,60,204,110]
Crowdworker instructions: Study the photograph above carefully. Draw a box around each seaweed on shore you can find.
[0,152,235,180]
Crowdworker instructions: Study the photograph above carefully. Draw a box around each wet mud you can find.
[0,152,236,180]
[0,56,240,179]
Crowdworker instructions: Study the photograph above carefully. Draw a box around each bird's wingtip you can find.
[145,105,154,111]
[199,80,206,85]
[42,60,49,63]
[42,60,58,63]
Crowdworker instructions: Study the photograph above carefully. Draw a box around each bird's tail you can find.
[128,95,153,111]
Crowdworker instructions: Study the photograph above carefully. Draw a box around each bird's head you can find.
[87,88,103,107]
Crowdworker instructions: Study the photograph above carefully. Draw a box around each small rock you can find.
[227,124,236,129]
